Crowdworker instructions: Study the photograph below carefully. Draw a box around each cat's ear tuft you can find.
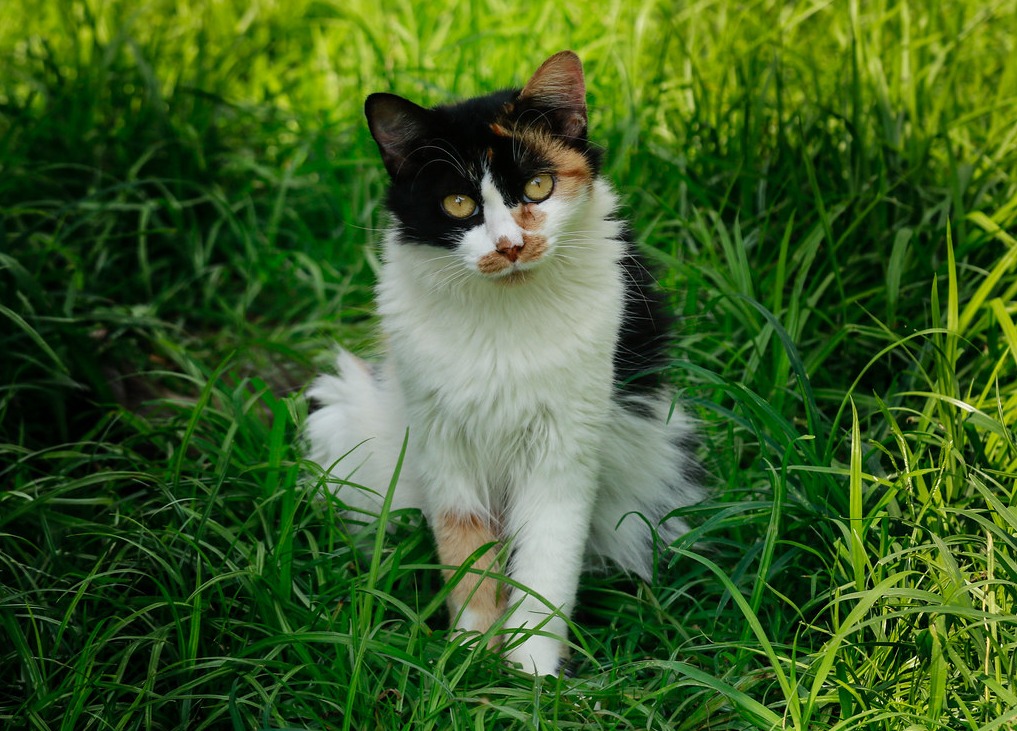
[365,93,430,178]
[518,50,587,141]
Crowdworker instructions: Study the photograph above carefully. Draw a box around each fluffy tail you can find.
[587,394,704,580]
[304,351,421,516]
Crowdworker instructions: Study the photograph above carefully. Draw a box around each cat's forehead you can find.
[426,91,586,186]
[432,92,527,158]
[438,89,518,127]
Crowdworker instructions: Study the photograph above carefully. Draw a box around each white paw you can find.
[504,634,564,676]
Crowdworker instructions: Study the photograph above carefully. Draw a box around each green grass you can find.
[2,0,1016,728]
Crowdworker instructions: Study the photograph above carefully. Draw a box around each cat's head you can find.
[365,51,602,282]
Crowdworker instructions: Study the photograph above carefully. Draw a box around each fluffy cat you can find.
[305,50,703,676]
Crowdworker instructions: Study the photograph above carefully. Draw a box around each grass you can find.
[2,0,1016,728]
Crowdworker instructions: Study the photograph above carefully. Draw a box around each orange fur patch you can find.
[476,232,548,276]
[489,122,512,138]
[518,233,548,264]
[477,251,512,275]
[512,202,546,230]
[525,132,593,198]
[492,118,593,199]
[434,512,505,636]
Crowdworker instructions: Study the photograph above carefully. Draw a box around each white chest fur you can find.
[375,181,626,494]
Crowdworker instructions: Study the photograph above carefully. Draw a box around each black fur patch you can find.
[368,89,602,248]
[612,230,676,397]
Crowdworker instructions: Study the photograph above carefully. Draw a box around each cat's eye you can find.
[441,194,478,219]
[523,174,554,203]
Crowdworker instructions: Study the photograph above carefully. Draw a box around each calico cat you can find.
[305,50,703,676]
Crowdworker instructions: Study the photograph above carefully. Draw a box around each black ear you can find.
[365,93,431,177]
[516,50,587,141]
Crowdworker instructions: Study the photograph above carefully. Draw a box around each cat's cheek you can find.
[510,201,546,231]
[542,190,589,231]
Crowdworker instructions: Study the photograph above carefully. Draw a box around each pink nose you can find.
[496,236,523,262]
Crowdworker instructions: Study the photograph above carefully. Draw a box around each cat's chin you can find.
[477,264,539,286]
[495,269,533,286]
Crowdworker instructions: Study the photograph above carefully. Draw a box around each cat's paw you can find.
[449,607,504,651]
[504,634,565,676]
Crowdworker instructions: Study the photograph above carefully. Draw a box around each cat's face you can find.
[366,51,602,283]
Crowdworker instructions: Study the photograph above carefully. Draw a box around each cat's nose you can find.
[496,236,524,262]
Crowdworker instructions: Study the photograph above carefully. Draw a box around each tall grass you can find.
[2,0,1016,728]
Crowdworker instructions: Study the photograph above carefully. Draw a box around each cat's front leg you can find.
[432,508,505,640]
[501,462,598,675]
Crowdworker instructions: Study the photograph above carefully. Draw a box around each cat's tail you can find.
[304,351,422,516]
[588,394,705,581]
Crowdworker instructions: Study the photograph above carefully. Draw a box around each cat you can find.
[305,50,703,676]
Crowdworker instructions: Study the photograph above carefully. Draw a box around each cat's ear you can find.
[517,50,587,141]
[365,93,430,177]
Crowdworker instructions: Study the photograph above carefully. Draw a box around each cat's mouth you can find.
[477,256,542,285]
[475,234,549,281]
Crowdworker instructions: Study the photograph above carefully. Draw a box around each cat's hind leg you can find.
[304,350,422,516]
[588,395,704,581]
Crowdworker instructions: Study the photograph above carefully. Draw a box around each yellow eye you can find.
[523,174,554,203]
[441,193,478,219]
